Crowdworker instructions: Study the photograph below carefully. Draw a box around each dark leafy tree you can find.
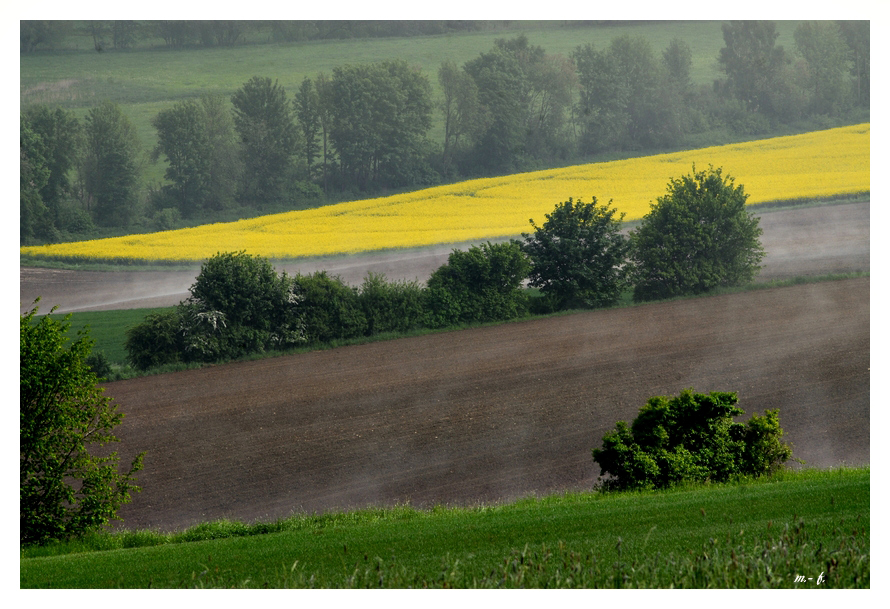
[289,272,367,343]
[81,101,142,226]
[20,116,51,243]
[425,241,530,327]
[151,96,239,217]
[294,77,321,180]
[21,301,144,544]
[718,21,788,115]
[524,52,577,160]
[22,106,82,214]
[592,389,794,491]
[574,35,670,152]
[463,35,575,172]
[200,95,242,211]
[198,21,245,47]
[155,21,196,48]
[520,197,628,311]
[112,21,140,49]
[794,21,852,116]
[438,60,484,176]
[629,165,764,303]
[21,21,70,52]
[836,21,869,108]
[661,38,694,139]
[463,38,530,173]
[232,76,300,206]
[328,60,434,190]
[152,100,212,217]
[86,20,108,52]
[314,72,333,193]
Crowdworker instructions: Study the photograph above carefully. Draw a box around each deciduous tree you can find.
[328,60,434,190]
[629,165,764,302]
[21,302,144,544]
[520,197,628,311]
[794,21,852,115]
[81,101,142,226]
[232,76,300,206]
[718,21,788,115]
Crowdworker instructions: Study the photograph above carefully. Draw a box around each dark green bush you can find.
[592,389,794,491]
[359,272,426,335]
[125,309,184,370]
[291,271,367,343]
[628,166,765,302]
[520,197,629,310]
[126,252,306,369]
[425,241,530,328]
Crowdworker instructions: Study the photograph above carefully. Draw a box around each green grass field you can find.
[21,20,806,184]
[20,467,869,588]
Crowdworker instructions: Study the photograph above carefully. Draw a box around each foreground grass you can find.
[20,467,869,588]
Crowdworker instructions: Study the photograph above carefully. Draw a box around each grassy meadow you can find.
[20,467,868,588]
[20,123,870,263]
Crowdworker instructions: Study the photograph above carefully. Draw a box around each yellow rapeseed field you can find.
[21,124,869,263]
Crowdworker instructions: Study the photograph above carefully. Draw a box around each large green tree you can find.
[81,101,142,227]
[231,76,300,206]
[718,21,788,115]
[438,60,484,177]
[151,96,239,216]
[520,197,628,311]
[327,60,434,190]
[20,116,51,243]
[463,35,574,172]
[21,302,144,544]
[293,76,321,181]
[629,165,765,302]
[794,21,852,116]
[22,106,81,215]
[574,35,674,153]
[836,21,869,108]
[152,100,212,217]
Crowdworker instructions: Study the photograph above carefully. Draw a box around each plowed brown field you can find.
[21,202,870,533]
[102,276,868,532]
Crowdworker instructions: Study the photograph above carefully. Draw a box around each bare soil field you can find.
[19,201,870,313]
[19,201,870,532]
[104,276,869,532]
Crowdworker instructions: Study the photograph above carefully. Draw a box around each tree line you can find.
[125,166,764,371]
[21,21,869,244]
[21,20,493,52]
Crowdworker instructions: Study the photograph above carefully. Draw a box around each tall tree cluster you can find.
[21,21,869,242]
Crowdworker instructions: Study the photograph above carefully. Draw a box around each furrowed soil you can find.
[20,202,870,532]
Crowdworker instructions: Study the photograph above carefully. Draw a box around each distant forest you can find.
[21,20,869,244]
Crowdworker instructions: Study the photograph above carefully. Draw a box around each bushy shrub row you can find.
[126,167,764,371]
[125,243,529,370]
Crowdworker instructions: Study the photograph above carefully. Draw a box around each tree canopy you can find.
[21,302,144,544]
[231,77,300,206]
[593,389,794,491]
[520,197,628,311]
[81,101,141,227]
[629,165,764,302]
